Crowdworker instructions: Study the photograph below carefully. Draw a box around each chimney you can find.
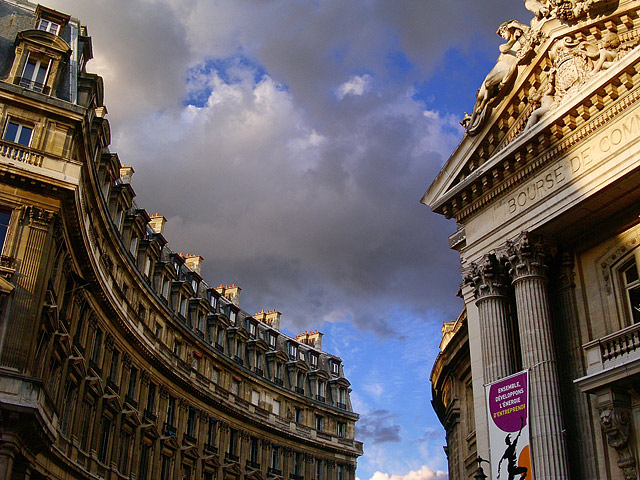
[255,309,282,330]
[216,284,241,306]
[119,164,134,184]
[149,213,166,235]
[294,330,323,351]
[184,254,204,274]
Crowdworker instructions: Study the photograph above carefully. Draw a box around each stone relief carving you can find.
[466,20,541,135]
[599,407,638,480]
[526,0,610,23]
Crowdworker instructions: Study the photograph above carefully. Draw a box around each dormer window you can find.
[38,19,60,35]
[20,54,50,92]
[288,343,297,360]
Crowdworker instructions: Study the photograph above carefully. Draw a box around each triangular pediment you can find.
[223,461,242,476]
[423,0,640,222]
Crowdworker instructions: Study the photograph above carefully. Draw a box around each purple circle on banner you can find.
[488,372,527,432]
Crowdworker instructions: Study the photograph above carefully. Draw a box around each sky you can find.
[45,1,532,478]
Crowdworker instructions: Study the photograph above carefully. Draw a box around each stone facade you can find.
[0,1,362,479]
[426,1,640,479]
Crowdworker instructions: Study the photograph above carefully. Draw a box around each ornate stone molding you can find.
[27,206,55,230]
[464,253,511,300]
[505,231,552,281]
[599,406,638,480]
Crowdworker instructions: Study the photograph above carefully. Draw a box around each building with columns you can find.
[0,1,362,479]
[425,1,640,478]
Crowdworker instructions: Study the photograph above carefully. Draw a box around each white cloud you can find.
[369,466,448,480]
[337,74,373,99]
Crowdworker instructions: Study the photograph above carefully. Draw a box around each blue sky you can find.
[47,1,532,478]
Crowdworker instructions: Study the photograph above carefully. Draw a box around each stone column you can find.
[0,206,56,371]
[465,253,516,383]
[506,232,569,480]
[553,252,597,478]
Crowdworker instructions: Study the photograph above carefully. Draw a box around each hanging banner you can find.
[486,370,532,480]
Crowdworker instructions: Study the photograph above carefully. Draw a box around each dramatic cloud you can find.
[365,466,448,480]
[356,410,402,445]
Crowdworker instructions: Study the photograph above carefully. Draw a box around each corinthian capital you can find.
[505,232,551,281]
[464,253,510,300]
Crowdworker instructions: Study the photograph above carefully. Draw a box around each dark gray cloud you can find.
[356,409,402,445]
[46,0,532,337]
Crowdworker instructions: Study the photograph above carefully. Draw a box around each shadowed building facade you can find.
[427,1,640,479]
[0,1,362,479]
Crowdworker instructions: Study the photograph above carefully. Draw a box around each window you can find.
[337,465,345,480]
[315,459,324,480]
[0,211,10,251]
[310,353,318,368]
[174,340,182,358]
[315,415,324,432]
[4,121,33,146]
[288,343,297,360]
[127,367,137,401]
[249,436,259,465]
[209,294,217,309]
[143,255,152,277]
[166,396,176,426]
[20,54,49,92]
[271,445,280,470]
[37,18,60,34]
[623,260,640,323]
[228,428,238,455]
[97,416,111,463]
[154,322,163,340]
[186,407,196,436]
[211,367,219,384]
[109,349,120,385]
[146,382,156,414]
[251,390,260,405]
[272,399,280,416]
[138,443,150,480]
[91,329,102,364]
[207,417,217,446]
[118,430,131,474]
[268,332,277,348]
[129,236,138,256]
[293,451,302,476]
[294,407,302,424]
[330,361,340,376]
[160,455,171,480]
[337,422,346,438]
[232,379,241,396]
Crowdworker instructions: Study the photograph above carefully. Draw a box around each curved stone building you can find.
[0,1,363,479]
[426,0,640,478]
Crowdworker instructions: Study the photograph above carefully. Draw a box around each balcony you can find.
[316,395,325,403]
[204,443,218,454]
[337,402,347,410]
[106,378,120,393]
[295,387,305,395]
[16,77,46,93]
[195,329,204,339]
[214,342,224,352]
[88,359,102,376]
[233,355,244,366]
[124,395,138,409]
[143,409,157,422]
[163,422,177,437]
[273,378,283,386]
[183,432,197,445]
[579,322,640,392]
[290,474,304,480]
[225,452,239,462]
[246,460,260,469]
[268,467,282,476]
[254,367,264,377]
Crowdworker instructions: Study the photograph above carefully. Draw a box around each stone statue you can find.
[466,20,531,135]
[525,0,551,19]
[584,32,621,73]
[524,70,556,131]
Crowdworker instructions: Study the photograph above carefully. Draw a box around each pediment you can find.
[223,461,243,476]
[246,468,265,480]
[424,1,640,222]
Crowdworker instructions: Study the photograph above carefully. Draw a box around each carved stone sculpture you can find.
[466,21,535,135]
[524,70,556,131]
[600,407,638,480]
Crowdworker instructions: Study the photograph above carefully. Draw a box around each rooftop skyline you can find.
[43,1,532,478]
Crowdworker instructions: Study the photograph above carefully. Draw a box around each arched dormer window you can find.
[8,30,71,96]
